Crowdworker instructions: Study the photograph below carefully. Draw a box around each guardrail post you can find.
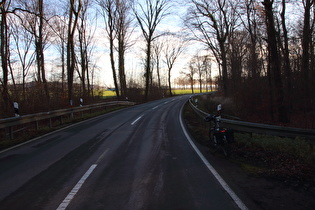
[14,102,20,117]
[10,126,13,140]
[4,127,10,140]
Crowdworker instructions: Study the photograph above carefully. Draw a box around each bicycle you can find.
[204,104,234,157]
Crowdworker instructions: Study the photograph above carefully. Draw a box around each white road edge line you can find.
[131,115,143,125]
[56,164,97,210]
[96,149,109,164]
[179,104,248,210]
[152,105,159,110]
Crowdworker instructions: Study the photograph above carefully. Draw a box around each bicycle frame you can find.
[205,104,234,156]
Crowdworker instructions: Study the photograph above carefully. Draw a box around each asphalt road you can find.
[0,96,245,210]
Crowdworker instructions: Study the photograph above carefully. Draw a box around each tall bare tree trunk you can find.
[301,0,313,106]
[67,0,82,104]
[98,0,120,98]
[281,0,292,117]
[37,0,49,103]
[153,43,162,89]
[116,0,132,99]
[0,0,11,117]
[118,38,127,98]
[78,5,88,99]
[219,41,228,96]
[144,40,152,100]
[263,0,289,123]
[134,0,169,101]
[245,0,259,79]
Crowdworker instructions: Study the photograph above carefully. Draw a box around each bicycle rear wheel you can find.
[220,135,229,157]
[209,130,219,153]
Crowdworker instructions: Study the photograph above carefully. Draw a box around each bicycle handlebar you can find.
[204,114,220,122]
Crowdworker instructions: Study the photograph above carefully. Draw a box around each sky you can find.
[20,0,214,88]
[6,0,305,89]
[86,0,304,88]
[88,0,210,88]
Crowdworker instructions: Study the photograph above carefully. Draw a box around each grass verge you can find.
[183,101,315,188]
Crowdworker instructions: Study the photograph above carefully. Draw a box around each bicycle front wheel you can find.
[209,130,219,153]
[221,135,229,157]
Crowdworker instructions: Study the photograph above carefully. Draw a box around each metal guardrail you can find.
[188,99,315,140]
[0,101,135,139]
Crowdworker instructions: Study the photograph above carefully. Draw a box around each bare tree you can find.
[52,15,67,91]
[186,61,196,93]
[152,40,163,89]
[98,0,134,99]
[37,0,49,100]
[117,0,134,98]
[186,0,236,96]
[0,0,11,116]
[262,0,288,123]
[228,29,247,90]
[98,0,120,98]
[77,0,94,98]
[163,34,186,96]
[240,0,261,79]
[10,18,36,100]
[15,0,51,101]
[301,0,314,99]
[190,54,205,93]
[279,0,293,112]
[133,0,169,101]
[67,0,82,105]
[202,55,212,92]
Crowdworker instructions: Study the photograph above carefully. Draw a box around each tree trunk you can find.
[109,34,120,98]
[0,1,11,117]
[67,0,82,105]
[118,38,127,98]
[145,41,151,101]
[61,41,66,91]
[38,0,49,103]
[78,20,87,98]
[190,78,194,94]
[281,0,292,117]
[301,0,313,106]
[157,60,161,90]
[263,0,289,123]
[168,67,172,96]
[219,41,229,96]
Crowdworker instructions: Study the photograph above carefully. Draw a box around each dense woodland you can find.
[1,0,315,128]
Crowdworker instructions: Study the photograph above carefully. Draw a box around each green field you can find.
[99,89,211,99]
[95,90,117,99]
[172,89,211,95]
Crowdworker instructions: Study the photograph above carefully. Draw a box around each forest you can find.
[1,0,315,129]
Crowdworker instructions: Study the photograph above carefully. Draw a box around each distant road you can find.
[0,96,243,209]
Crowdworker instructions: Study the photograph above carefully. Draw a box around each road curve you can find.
[0,96,244,210]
